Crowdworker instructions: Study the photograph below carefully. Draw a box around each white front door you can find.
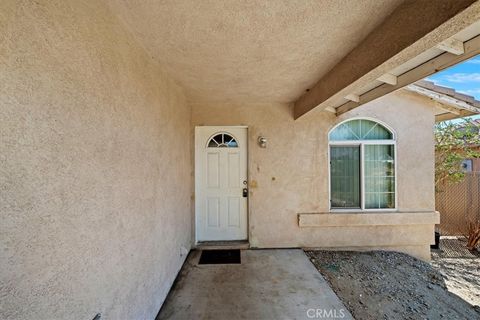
[195,126,248,241]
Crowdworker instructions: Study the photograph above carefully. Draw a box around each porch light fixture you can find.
[258,136,267,148]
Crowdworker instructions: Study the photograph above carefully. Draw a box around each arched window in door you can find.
[207,133,238,148]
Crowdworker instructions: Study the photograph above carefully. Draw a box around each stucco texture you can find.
[192,90,436,260]
[105,0,402,104]
[1,0,441,317]
[1,1,191,320]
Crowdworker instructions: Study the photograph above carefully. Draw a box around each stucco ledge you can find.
[298,211,440,227]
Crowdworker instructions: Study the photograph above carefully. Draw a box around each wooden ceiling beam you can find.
[436,38,465,55]
[336,34,480,116]
[377,73,398,85]
[294,0,479,119]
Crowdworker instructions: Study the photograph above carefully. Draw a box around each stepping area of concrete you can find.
[157,249,352,319]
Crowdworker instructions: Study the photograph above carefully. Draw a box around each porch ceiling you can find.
[105,0,403,104]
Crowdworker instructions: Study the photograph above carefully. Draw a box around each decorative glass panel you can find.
[329,119,393,141]
[207,133,238,148]
[330,146,361,208]
[364,145,395,209]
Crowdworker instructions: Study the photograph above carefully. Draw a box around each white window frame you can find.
[328,117,398,212]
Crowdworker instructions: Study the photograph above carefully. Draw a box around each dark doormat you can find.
[198,249,241,264]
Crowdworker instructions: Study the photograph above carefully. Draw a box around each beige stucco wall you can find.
[192,90,436,260]
[0,1,440,316]
[1,1,191,320]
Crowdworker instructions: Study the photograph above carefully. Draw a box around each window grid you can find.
[207,133,238,148]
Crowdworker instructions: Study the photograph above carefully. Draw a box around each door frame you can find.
[194,126,249,244]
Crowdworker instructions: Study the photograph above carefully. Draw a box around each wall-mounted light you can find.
[258,136,267,148]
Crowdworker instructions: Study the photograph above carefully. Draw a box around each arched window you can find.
[329,119,393,141]
[329,119,396,210]
[207,133,238,148]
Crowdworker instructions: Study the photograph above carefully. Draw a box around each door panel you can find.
[195,127,248,241]
[227,152,240,188]
[206,152,220,188]
[227,197,240,227]
[207,197,220,227]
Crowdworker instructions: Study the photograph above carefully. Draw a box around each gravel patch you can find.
[306,250,480,320]
[431,237,480,306]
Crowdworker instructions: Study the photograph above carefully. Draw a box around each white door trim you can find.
[194,126,248,243]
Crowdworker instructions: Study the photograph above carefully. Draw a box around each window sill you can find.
[329,208,397,213]
[298,211,439,227]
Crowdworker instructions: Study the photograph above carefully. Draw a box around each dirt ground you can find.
[306,244,480,320]
[431,237,480,306]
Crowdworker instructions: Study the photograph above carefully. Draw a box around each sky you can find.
[427,55,480,121]
[427,55,480,99]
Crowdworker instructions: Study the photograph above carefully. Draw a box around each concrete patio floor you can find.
[156,249,352,320]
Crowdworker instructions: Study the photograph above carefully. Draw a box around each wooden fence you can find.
[436,172,480,235]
